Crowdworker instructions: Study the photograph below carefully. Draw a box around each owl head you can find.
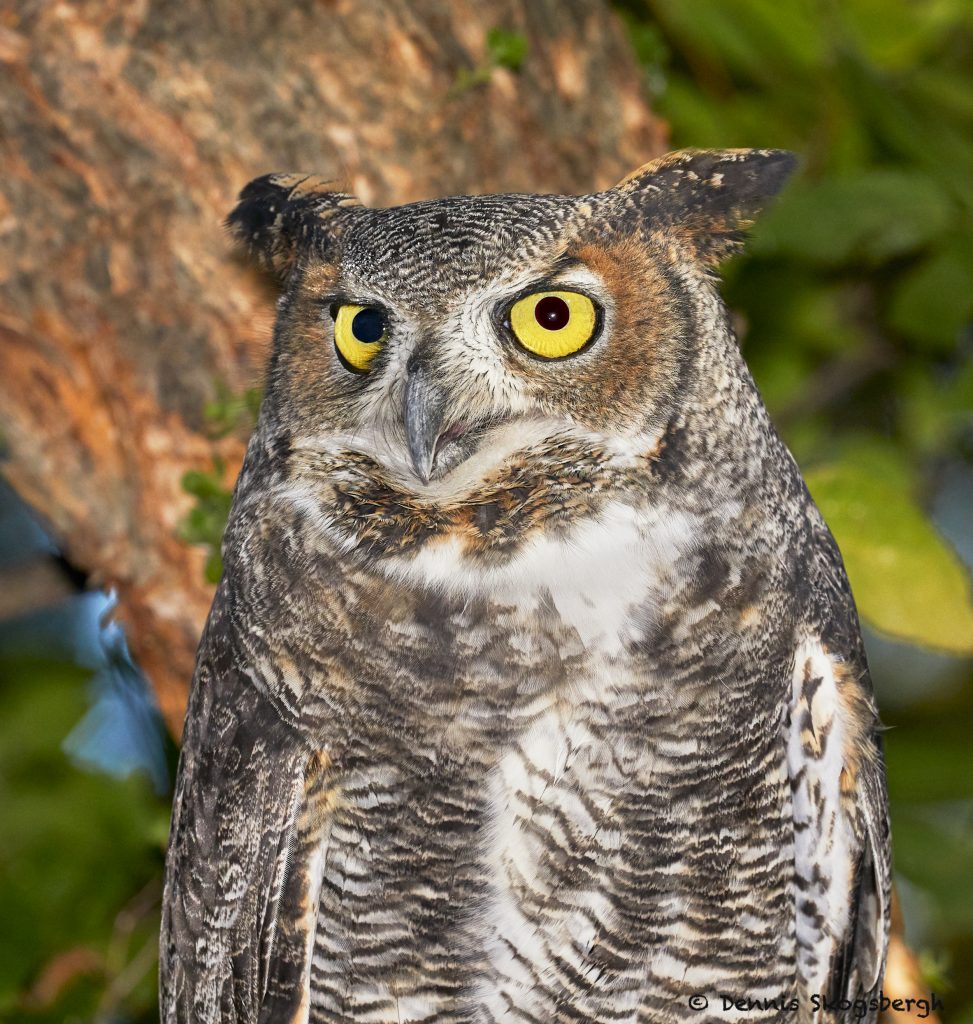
[229,150,794,559]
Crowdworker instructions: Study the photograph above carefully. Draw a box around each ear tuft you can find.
[226,174,363,279]
[613,148,797,265]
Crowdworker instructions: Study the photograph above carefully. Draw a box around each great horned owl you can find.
[161,149,890,1023]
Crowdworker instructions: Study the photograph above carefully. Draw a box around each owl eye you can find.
[333,304,388,373]
[508,290,599,360]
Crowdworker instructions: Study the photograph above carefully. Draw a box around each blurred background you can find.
[1,1,972,1021]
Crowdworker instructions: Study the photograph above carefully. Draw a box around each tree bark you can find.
[0,0,666,734]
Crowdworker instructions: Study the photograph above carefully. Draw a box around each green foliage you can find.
[0,655,168,1022]
[752,170,953,267]
[882,679,973,964]
[179,458,233,584]
[805,441,973,655]
[203,383,262,440]
[889,240,973,351]
[485,28,528,72]
[179,384,262,583]
[452,27,529,94]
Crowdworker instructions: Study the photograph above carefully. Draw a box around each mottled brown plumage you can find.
[161,150,890,1023]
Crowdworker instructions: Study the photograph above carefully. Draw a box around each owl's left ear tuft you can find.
[226,174,363,280]
[613,148,798,266]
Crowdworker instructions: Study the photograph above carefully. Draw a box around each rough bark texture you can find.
[0,0,666,734]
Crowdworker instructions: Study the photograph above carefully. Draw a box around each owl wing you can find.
[160,611,327,1024]
[788,532,891,1015]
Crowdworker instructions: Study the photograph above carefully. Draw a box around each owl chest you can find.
[304,500,794,1017]
[475,702,645,999]
[309,696,646,1020]
[309,696,795,1023]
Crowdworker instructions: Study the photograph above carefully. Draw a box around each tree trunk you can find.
[0,0,666,734]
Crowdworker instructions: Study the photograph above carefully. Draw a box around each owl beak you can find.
[403,360,447,484]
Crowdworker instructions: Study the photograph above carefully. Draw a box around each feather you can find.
[160,607,324,1024]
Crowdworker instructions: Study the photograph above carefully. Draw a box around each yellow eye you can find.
[333,304,388,373]
[508,290,598,360]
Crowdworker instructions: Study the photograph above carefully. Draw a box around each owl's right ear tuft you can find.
[226,174,363,280]
[612,149,798,266]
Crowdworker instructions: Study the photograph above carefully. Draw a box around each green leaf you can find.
[909,64,973,126]
[0,656,166,1019]
[753,170,954,267]
[204,549,223,585]
[204,384,262,440]
[805,441,973,654]
[649,0,826,86]
[179,460,233,583]
[844,61,973,206]
[747,345,814,413]
[839,0,959,70]
[885,718,973,802]
[889,241,973,350]
[653,78,726,148]
[617,12,668,72]
[729,266,863,358]
[900,360,973,457]
[486,28,528,72]
[891,800,973,932]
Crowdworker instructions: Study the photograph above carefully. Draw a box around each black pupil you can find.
[534,295,570,331]
[351,308,385,343]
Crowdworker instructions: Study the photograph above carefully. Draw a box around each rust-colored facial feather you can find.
[506,235,691,430]
[270,233,694,457]
[268,262,366,438]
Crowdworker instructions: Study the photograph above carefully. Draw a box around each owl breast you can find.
[295,494,799,1022]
